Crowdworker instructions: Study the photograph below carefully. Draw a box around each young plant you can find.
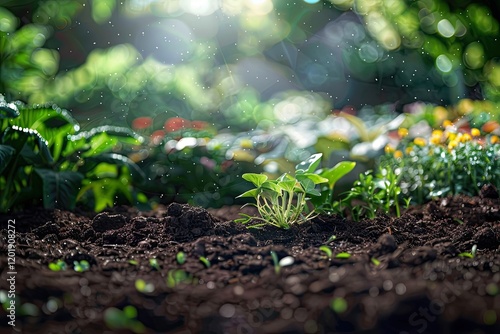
[235,153,355,228]
[176,251,186,265]
[199,256,211,268]
[104,305,146,334]
[73,260,90,273]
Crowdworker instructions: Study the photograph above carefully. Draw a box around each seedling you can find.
[128,259,138,266]
[104,305,146,334]
[371,257,381,266]
[326,235,337,243]
[73,260,90,273]
[149,258,160,271]
[48,260,67,272]
[176,251,186,265]
[135,279,154,293]
[236,153,355,228]
[166,269,194,288]
[335,252,351,259]
[458,244,477,258]
[319,245,333,258]
[199,256,211,268]
[270,250,280,274]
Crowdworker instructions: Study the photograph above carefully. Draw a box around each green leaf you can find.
[335,252,351,259]
[82,153,145,182]
[321,161,356,190]
[296,172,329,185]
[176,252,186,265]
[2,126,53,165]
[296,153,322,174]
[261,180,282,193]
[0,100,19,119]
[34,169,84,210]
[278,179,297,193]
[236,188,259,199]
[0,144,15,174]
[242,173,268,187]
[319,245,333,258]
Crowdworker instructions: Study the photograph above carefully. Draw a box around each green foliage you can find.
[199,256,211,268]
[319,245,333,259]
[48,259,67,272]
[458,245,477,259]
[342,165,405,221]
[236,153,355,229]
[382,139,500,204]
[73,260,90,273]
[176,252,186,265]
[0,94,145,212]
[166,270,195,288]
[149,258,160,271]
[104,305,146,334]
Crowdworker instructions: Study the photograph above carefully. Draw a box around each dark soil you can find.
[1,191,500,333]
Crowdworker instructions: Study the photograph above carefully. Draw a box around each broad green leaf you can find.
[0,144,15,174]
[279,179,297,193]
[296,172,329,185]
[242,173,268,187]
[236,188,259,199]
[82,153,145,182]
[34,169,84,210]
[321,161,356,190]
[296,153,322,174]
[78,178,131,212]
[2,126,53,165]
[262,180,282,193]
[335,252,351,259]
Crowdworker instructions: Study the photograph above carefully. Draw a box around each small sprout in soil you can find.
[176,251,186,265]
[135,279,154,293]
[270,250,280,275]
[330,297,348,314]
[199,256,211,268]
[166,269,194,288]
[73,260,90,273]
[335,252,351,259]
[128,259,138,265]
[326,235,337,243]
[453,218,464,225]
[371,257,381,266]
[104,305,146,334]
[319,245,333,259]
[458,244,477,258]
[48,259,67,271]
[149,258,160,271]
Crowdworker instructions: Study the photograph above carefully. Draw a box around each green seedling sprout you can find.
[371,257,381,266]
[104,305,146,334]
[176,251,186,265]
[236,153,355,228]
[73,260,90,272]
[335,252,351,259]
[166,269,193,288]
[135,279,154,293]
[149,258,160,271]
[270,251,280,274]
[128,259,138,265]
[326,235,337,243]
[459,244,477,258]
[199,256,211,268]
[48,259,67,271]
[319,245,333,259]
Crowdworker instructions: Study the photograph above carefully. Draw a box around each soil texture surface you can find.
[1,191,500,334]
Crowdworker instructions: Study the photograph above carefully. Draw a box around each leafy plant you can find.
[458,245,478,259]
[342,164,406,221]
[199,256,211,268]
[73,260,90,273]
[319,245,333,259]
[176,251,186,265]
[48,260,67,272]
[0,95,146,212]
[236,153,355,229]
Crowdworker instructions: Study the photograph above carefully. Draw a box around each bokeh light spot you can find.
[436,54,452,73]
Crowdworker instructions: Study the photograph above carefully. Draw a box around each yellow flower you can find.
[448,140,458,150]
[385,144,395,154]
[471,128,480,137]
[457,99,473,115]
[434,106,448,123]
[430,136,441,145]
[394,150,403,159]
[413,137,426,146]
[398,128,409,138]
[405,147,413,155]
[491,135,499,144]
[448,132,457,141]
[460,133,472,142]
[430,130,443,145]
[442,120,453,128]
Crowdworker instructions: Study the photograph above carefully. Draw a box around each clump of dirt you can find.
[0,194,499,333]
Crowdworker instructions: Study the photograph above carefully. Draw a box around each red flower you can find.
[191,121,208,130]
[131,117,153,130]
[164,117,191,132]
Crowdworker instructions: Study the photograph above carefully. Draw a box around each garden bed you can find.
[1,189,500,334]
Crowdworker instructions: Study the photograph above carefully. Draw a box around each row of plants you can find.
[2,91,499,216]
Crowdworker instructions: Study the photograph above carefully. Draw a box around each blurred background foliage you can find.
[1,0,499,208]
